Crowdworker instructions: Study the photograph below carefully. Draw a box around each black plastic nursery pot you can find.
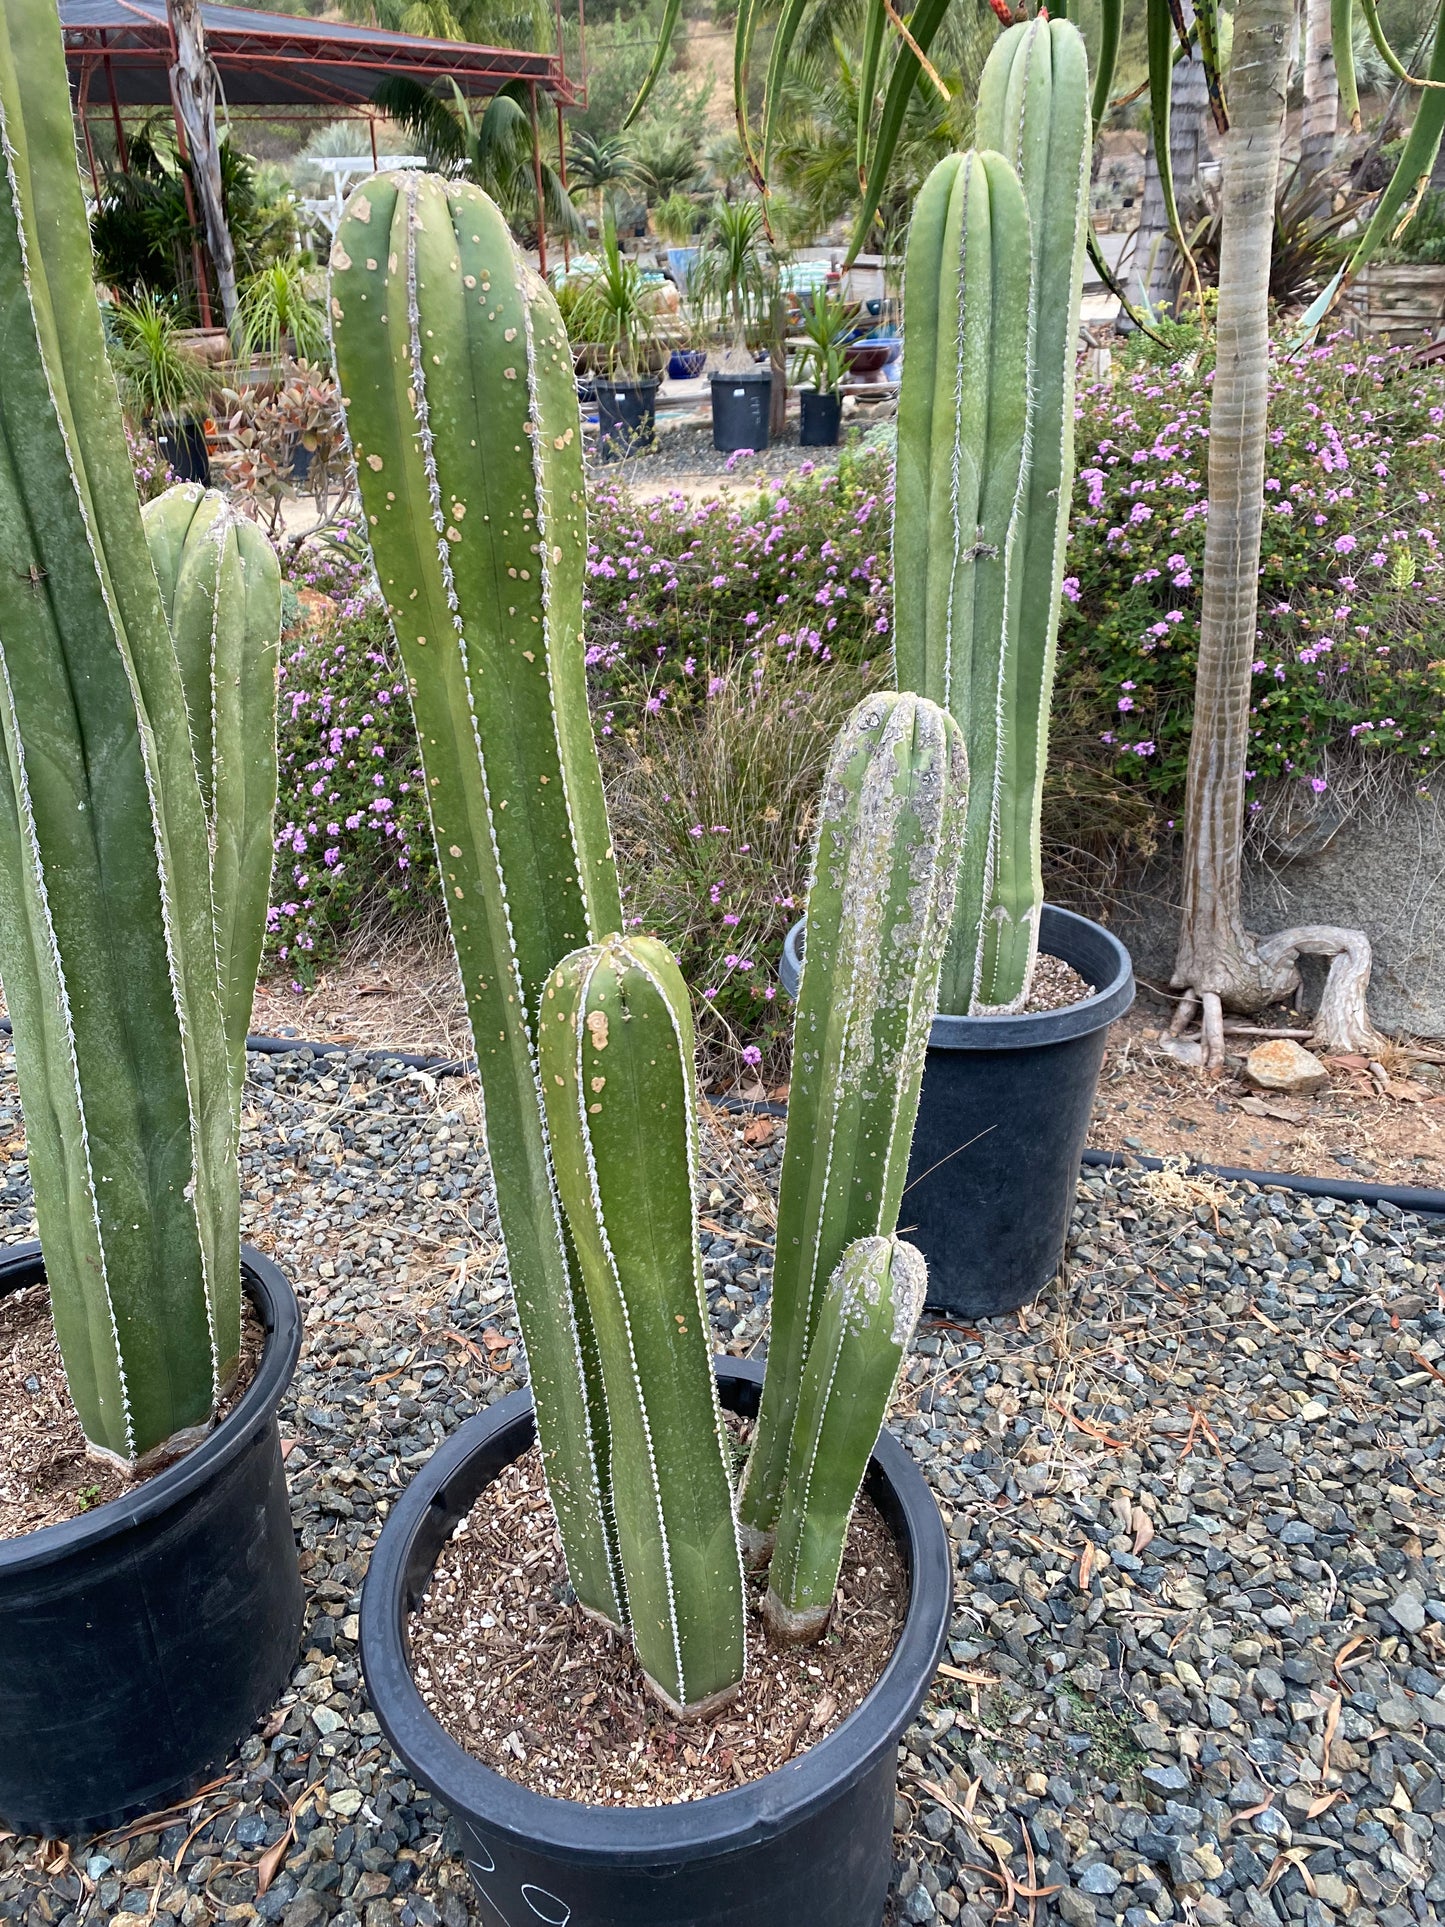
[799,387,842,447]
[0,1243,304,1838]
[782,904,1135,1322]
[360,1356,953,1927]
[709,369,772,453]
[155,415,212,486]
[594,378,659,462]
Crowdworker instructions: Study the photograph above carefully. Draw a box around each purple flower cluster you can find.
[1064,330,1445,805]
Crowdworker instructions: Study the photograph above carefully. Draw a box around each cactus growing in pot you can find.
[894,17,1091,1016]
[330,172,959,1720]
[0,0,281,1474]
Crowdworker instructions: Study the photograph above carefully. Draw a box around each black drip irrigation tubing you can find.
[2,1019,1441,1219]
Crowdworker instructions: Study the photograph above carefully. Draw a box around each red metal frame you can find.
[63,6,583,109]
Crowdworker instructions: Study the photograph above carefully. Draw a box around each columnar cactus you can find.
[0,0,269,1470]
[329,172,627,1623]
[143,485,281,1110]
[539,935,746,1716]
[894,20,1091,1015]
[763,1235,926,1642]
[736,692,967,1558]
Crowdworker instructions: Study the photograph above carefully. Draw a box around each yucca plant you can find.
[0,0,281,1474]
[330,174,962,1708]
[106,289,214,427]
[238,258,329,369]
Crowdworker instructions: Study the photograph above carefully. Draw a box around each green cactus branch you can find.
[144,485,281,1113]
[541,935,746,1717]
[736,692,966,1557]
[0,0,243,1471]
[764,1235,926,1643]
[330,170,626,1624]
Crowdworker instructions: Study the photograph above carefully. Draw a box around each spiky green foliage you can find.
[329,171,626,1625]
[540,935,746,1717]
[736,692,967,1556]
[0,0,246,1471]
[894,20,1090,1015]
[143,485,281,1108]
[763,1235,926,1642]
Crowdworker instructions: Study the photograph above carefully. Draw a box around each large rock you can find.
[1245,1040,1331,1094]
[1083,783,1445,1040]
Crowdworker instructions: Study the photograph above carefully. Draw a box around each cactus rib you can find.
[763,1235,926,1642]
[330,172,625,1622]
[541,936,746,1717]
[736,692,966,1555]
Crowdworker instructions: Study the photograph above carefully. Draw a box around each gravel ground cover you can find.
[1,1046,1442,1927]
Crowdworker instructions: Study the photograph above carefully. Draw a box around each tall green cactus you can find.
[143,485,281,1110]
[764,1234,926,1642]
[0,0,251,1470]
[894,20,1090,1015]
[329,172,626,1624]
[736,692,967,1557]
[540,935,746,1716]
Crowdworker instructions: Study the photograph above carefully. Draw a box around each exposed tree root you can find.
[1161,923,1385,1071]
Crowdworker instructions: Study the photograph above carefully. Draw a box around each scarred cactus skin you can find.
[763,1234,926,1642]
[143,484,281,1110]
[895,19,1090,1015]
[735,692,966,1558]
[540,935,746,1717]
[0,0,259,1470]
[329,172,626,1624]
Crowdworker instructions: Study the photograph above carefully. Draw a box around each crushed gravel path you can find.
[1,1047,1442,1927]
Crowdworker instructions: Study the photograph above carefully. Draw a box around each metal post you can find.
[100,33,128,169]
[369,114,379,169]
[529,82,548,279]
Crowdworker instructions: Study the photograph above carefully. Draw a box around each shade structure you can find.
[60,1,580,114]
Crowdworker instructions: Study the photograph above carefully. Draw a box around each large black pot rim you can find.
[0,1240,301,1576]
[781,902,1135,1050]
[360,1354,952,1871]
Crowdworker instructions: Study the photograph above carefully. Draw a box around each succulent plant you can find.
[894,20,1091,1015]
[329,170,626,1624]
[540,934,746,1716]
[328,166,965,1700]
[736,692,967,1559]
[0,0,279,1472]
[763,1234,926,1642]
[143,485,281,1107]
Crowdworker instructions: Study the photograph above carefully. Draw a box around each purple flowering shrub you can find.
[583,448,893,721]
[270,532,434,969]
[1062,331,1445,816]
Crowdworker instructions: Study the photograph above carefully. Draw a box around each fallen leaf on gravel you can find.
[1131,1506,1155,1554]
[1320,1692,1341,1777]
[809,1692,838,1731]
[256,1827,293,1897]
[742,1116,775,1146]
[1307,1789,1343,1819]
[1077,1542,1095,1590]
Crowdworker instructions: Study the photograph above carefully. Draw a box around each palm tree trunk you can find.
[1300,0,1339,177]
[168,0,239,330]
[1168,0,1382,1066]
